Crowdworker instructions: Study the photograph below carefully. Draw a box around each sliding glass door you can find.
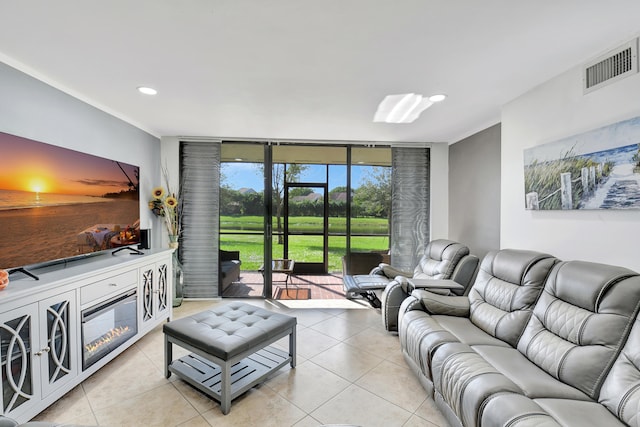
[219,142,391,299]
[284,182,328,274]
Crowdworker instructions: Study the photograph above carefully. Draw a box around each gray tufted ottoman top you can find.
[163,302,296,360]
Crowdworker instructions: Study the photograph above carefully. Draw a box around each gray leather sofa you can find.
[397,248,640,427]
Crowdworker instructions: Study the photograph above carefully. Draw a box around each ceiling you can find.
[1,1,640,144]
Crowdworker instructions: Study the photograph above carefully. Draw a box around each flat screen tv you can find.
[0,132,141,276]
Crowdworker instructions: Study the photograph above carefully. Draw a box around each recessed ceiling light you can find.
[137,86,157,95]
[428,94,447,102]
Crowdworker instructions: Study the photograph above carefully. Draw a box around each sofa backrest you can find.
[413,239,470,280]
[469,249,558,347]
[517,260,640,400]
[598,314,640,426]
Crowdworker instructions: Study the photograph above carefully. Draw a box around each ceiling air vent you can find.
[583,38,638,94]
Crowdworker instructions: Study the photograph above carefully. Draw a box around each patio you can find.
[222,271,347,300]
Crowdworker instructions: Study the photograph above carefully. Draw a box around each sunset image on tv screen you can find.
[0,132,140,270]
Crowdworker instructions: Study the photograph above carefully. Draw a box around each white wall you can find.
[501,48,640,271]
[449,124,501,259]
[0,62,163,247]
[429,142,449,240]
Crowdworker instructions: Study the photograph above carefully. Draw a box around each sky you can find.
[524,115,640,165]
[221,162,378,192]
[0,132,138,196]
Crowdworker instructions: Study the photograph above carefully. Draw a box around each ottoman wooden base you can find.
[163,302,296,414]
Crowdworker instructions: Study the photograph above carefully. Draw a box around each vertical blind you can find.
[390,147,431,271]
[179,141,221,298]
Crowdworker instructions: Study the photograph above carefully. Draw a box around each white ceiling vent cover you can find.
[583,38,638,94]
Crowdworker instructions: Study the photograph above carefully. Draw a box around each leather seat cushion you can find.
[473,345,591,401]
[430,342,592,427]
[481,394,625,427]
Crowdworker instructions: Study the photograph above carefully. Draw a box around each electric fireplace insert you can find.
[81,289,137,370]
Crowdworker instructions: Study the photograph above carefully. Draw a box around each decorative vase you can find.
[172,253,184,307]
[168,235,179,249]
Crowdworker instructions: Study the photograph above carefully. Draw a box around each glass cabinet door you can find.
[39,290,76,397]
[0,303,39,419]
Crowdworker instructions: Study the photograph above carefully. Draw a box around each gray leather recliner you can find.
[342,239,478,311]
[379,240,479,331]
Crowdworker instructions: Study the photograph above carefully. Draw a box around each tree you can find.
[289,187,313,198]
[219,186,243,215]
[353,167,391,218]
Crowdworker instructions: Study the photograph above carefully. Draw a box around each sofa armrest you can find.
[378,263,413,279]
[411,289,470,316]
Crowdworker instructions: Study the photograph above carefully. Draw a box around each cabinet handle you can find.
[108,283,118,287]
[35,346,51,356]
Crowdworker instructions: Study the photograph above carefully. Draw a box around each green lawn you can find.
[220,215,389,272]
[220,215,389,234]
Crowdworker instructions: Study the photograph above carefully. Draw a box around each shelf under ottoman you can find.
[168,345,291,404]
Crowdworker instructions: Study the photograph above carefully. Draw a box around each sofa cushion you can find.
[517,260,640,399]
[481,393,625,427]
[430,342,523,427]
[478,310,640,427]
[415,315,511,378]
[598,315,640,426]
[468,249,558,347]
[473,345,591,400]
[413,239,470,279]
[431,341,595,427]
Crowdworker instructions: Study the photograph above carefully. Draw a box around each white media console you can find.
[0,248,173,423]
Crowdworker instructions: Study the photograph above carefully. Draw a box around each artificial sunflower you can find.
[165,196,178,208]
[152,186,165,199]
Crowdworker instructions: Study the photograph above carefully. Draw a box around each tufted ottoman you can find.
[163,302,296,414]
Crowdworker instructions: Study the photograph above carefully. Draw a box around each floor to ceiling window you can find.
[350,147,392,256]
[220,142,391,300]
[220,143,266,297]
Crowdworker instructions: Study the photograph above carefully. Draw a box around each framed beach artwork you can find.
[523,116,640,210]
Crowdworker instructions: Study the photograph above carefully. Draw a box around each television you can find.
[0,131,141,277]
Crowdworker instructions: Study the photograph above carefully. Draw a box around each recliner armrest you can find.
[378,263,413,279]
[411,289,470,316]
[450,254,480,295]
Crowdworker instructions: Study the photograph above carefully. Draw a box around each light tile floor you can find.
[33,299,450,427]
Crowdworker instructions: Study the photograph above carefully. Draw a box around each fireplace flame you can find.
[85,326,131,355]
